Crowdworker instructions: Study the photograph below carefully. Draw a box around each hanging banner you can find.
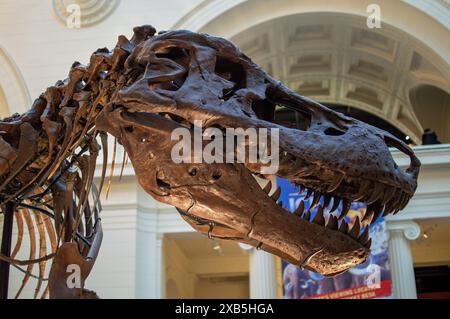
[277,177,393,299]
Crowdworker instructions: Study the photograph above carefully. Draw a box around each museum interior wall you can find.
[0,0,449,298]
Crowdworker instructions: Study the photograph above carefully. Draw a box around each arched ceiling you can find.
[229,13,450,144]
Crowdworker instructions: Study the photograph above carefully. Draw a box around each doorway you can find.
[164,232,250,298]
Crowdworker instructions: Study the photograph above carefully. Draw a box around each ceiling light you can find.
[212,242,221,250]
[211,240,223,255]
[238,243,253,251]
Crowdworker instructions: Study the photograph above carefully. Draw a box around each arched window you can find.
[410,85,450,144]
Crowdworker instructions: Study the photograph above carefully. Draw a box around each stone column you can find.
[249,249,278,299]
[156,233,165,298]
[386,220,421,299]
[135,187,164,298]
[135,210,163,298]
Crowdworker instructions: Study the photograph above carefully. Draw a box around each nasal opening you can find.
[384,135,420,178]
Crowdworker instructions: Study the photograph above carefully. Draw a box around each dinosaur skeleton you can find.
[0,25,420,298]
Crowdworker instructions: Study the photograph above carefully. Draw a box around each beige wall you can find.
[195,277,249,299]
[412,221,450,267]
[164,237,197,298]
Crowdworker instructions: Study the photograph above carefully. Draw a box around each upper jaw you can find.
[261,79,420,199]
[248,111,419,219]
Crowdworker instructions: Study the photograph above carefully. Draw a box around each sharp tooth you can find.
[263,180,272,194]
[312,206,325,225]
[271,187,281,201]
[326,215,338,230]
[362,209,374,222]
[367,183,384,204]
[303,210,311,221]
[339,221,348,233]
[370,203,383,225]
[382,200,395,217]
[330,197,341,212]
[399,192,410,210]
[358,226,370,244]
[311,192,321,208]
[393,207,404,215]
[304,188,313,200]
[327,173,344,193]
[364,238,372,248]
[392,190,403,211]
[362,202,383,223]
[294,201,305,216]
[365,202,376,216]
[382,186,396,205]
[338,199,351,220]
[323,193,331,209]
[394,191,409,215]
[348,216,361,239]
[353,180,372,201]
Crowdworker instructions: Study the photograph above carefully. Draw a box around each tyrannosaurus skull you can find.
[96,28,420,276]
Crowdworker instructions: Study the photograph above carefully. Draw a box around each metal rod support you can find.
[0,202,14,299]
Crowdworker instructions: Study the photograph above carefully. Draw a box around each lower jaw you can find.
[181,203,369,277]
[249,209,369,276]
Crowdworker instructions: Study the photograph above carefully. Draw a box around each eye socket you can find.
[150,46,190,91]
[215,57,246,85]
[155,46,189,66]
[215,56,247,101]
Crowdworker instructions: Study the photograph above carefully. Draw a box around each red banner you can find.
[306,280,392,299]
